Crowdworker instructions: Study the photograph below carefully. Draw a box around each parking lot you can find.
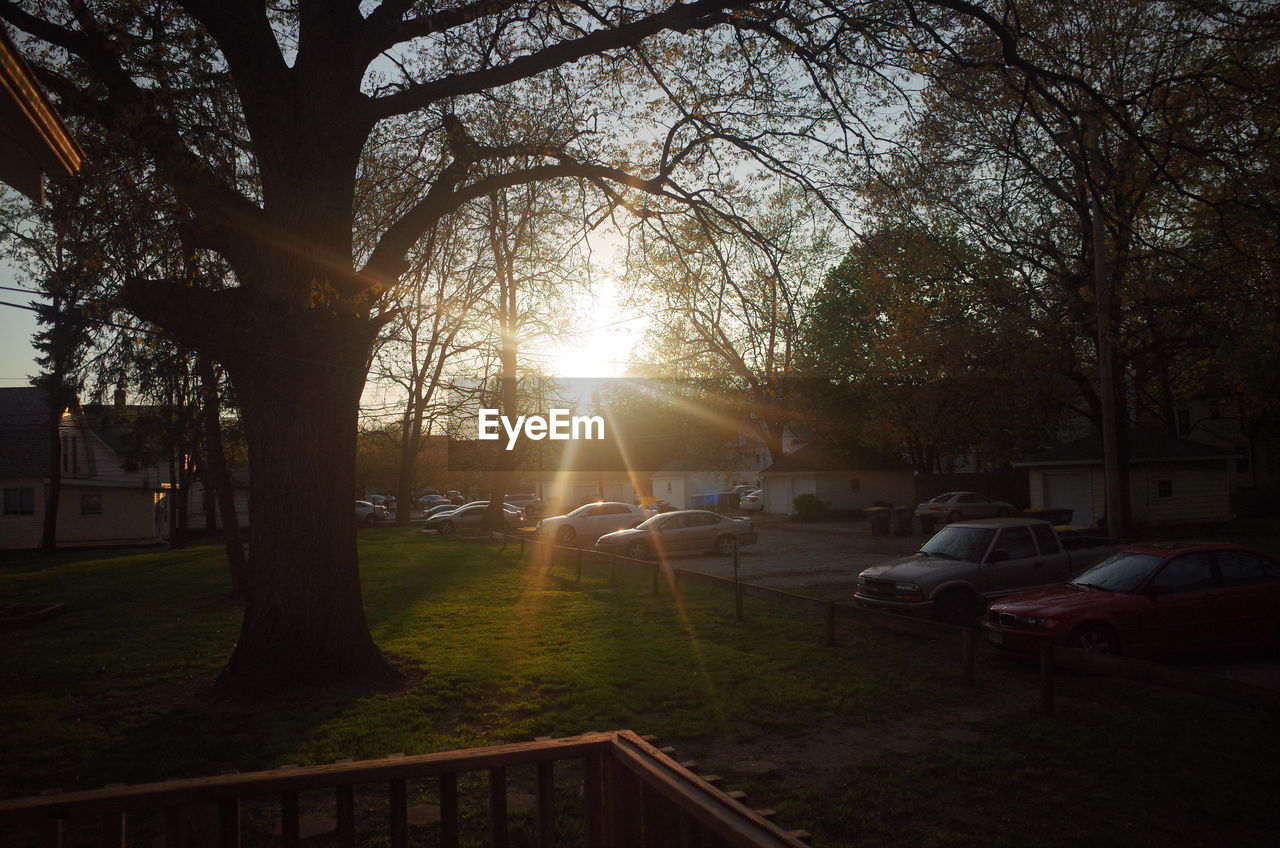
[658,515,921,595]
[662,515,1280,691]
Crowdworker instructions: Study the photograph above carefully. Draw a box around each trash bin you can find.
[866,506,891,535]
[890,506,913,536]
[918,513,936,535]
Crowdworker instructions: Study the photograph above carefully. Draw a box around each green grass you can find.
[1,532,1277,846]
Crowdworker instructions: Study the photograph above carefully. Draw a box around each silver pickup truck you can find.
[854,518,1120,625]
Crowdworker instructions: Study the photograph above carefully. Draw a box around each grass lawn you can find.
[1,530,1277,846]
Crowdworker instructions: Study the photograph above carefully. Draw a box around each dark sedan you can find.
[982,543,1280,657]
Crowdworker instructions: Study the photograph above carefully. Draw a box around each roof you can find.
[0,25,83,203]
[0,386,54,478]
[763,442,908,474]
[1014,431,1231,467]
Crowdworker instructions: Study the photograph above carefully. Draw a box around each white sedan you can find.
[537,502,648,545]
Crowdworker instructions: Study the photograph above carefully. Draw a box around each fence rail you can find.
[0,731,809,848]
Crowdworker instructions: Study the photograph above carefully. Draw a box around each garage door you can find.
[1042,472,1094,526]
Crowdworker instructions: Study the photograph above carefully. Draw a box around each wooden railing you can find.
[0,730,809,848]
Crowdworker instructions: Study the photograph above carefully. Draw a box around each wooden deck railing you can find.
[0,730,809,848]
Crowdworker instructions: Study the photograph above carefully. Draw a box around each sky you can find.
[0,259,40,387]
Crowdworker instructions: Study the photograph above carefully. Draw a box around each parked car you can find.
[739,489,764,512]
[982,543,1280,657]
[643,499,676,514]
[915,491,1014,524]
[445,490,464,505]
[425,503,525,535]
[354,500,388,524]
[367,494,396,510]
[537,502,647,545]
[422,503,460,521]
[854,518,1120,625]
[504,493,544,516]
[596,509,758,560]
[418,493,451,508]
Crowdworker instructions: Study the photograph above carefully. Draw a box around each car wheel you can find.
[439,520,455,536]
[364,513,378,524]
[931,589,980,626]
[996,507,1011,517]
[714,534,737,556]
[555,525,576,545]
[1069,623,1119,655]
[625,540,650,560]
[947,510,961,524]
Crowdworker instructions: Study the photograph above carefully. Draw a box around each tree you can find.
[1,1,931,694]
[800,222,1067,471]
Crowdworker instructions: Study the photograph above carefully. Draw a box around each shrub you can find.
[792,493,831,520]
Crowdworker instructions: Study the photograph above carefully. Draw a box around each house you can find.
[649,433,771,509]
[1014,431,1232,527]
[761,443,916,514]
[0,387,164,549]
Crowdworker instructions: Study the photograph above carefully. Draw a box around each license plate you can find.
[987,629,1004,645]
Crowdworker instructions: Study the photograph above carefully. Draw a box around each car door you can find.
[1213,550,1280,649]
[1139,552,1227,654]
[975,525,1044,597]
[1030,523,1074,583]
[684,511,723,551]
[598,504,638,535]
[654,513,689,553]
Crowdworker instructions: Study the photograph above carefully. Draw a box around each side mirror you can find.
[987,549,1010,564]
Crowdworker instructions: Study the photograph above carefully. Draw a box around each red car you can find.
[982,543,1280,657]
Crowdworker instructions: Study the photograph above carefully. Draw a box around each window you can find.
[1156,478,1174,500]
[1152,553,1218,593]
[1218,551,1280,587]
[3,487,35,516]
[1175,408,1191,436]
[80,493,103,515]
[849,478,860,492]
[994,526,1038,560]
[688,512,720,526]
[600,505,631,516]
[1031,523,1061,555]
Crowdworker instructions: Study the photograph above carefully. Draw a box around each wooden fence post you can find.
[1039,644,1055,713]
[962,629,975,684]
[576,547,583,583]
[610,552,617,586]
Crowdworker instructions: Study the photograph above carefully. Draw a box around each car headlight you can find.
[1015,616,1060,629]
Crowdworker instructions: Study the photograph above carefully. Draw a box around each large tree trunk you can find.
[216,323,397,694]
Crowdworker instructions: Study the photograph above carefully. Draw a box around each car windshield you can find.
[919,526,996,561]
[635,513,670,530]
[928,494,954,504]
[1070,552,1164,593]
[567,504,599,517]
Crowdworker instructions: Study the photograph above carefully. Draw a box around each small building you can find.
[761,444,916,515]
[648,433,770,509]
[0,388,164,549]
[1015,432,1232,527]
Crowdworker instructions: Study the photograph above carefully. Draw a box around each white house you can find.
[1015,431,1232,527]
[761,443,916,514]
[1,388,164,549]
